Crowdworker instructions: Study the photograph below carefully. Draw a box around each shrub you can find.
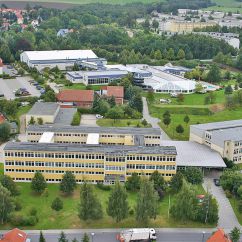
[14,200,22,211]
[238,200,242,213]
[29,208,37,217]
[51,197,63,211]
[96,183,111,191]
[225,190,232,198]
[71,112,81,126]
[129,208,134,216]
[10,215,38,226]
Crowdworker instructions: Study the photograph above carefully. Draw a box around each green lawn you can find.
[65,84,107,91]
[97,119,151,128]
[0,163,3,176]
[229,197,242,225]
[0,182,212,229]
[146,90,242,140]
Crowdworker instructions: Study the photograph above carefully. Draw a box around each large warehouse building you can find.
[20,50,104,71]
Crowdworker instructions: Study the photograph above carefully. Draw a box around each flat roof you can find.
[190,119,242,131]
[67,70,128,78]
[27,103,59,116]
[161,141,226,168]
[86,133,99,145]
[4,142,177,155]
[22,50,97,61]
[27,125,161,136]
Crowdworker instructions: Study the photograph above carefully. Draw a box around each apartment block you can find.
[4,142,177,184]
[190,120,242,163]
[27,125,162,147]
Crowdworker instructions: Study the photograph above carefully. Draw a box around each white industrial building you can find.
[66,70,128,85]
[20,50,102,71]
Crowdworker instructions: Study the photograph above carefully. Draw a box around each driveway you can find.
[80,115,98,126]
[203,174,240,229]
[142,97,170,140]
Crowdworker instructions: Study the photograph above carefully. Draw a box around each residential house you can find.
[56,90,94,108]
[0,228,30,242]
[100,86,124,105]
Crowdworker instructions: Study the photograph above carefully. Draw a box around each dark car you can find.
[213,178,220,186]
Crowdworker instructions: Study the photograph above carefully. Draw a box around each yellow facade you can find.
[4,144,177,184]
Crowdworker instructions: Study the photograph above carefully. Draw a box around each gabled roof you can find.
[102,86,124,98]
[207,228,231,242]
[56,90,94,103]
[0,228,27,242]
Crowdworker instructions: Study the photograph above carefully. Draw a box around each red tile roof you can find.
[56,90,94,103]
[103,86,124,98]
[0,228,27,242]
[0,114,6,123]
[207,228,231,242]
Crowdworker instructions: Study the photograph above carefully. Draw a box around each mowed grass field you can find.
[146,90,242,140]
[0,182,211,230]
[206,0,242,13]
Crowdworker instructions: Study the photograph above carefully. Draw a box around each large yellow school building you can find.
[4,142,177,184]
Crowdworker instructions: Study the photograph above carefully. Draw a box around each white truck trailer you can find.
[118,228,157,242]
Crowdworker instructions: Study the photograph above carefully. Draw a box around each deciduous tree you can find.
[60,171,76,195]
[31,172,47,194]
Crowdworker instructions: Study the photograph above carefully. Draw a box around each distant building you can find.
[190,119,242,163]
[57,29,73,37]
[99,86,124,105]
[56,90,94,108]
[9,122,18,134]
[159,63,191,76]
[0,228,30,242]
[0,58,3,75]
[207,228,231,242]
[20,50,101,71]
[66,70,128,85]
[26,102,60,126]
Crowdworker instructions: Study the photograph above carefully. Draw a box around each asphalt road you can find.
[26,230,213,242]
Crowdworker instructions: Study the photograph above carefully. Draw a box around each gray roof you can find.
[4,142,176,155]
[210,127,242,148]
[161,141,226,168]
[190,119,242,132]
[27,103,59,116]
[27,125,161,136]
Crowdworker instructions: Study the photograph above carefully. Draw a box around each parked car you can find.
[160,98,171,104]
[96,114,103,119]
[170,92,178,98]
[213,178,220,186]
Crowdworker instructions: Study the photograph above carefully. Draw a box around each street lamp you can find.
[91,232,95,242]
[202,231,205,242]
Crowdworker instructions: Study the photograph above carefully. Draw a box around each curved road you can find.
[142,97,170,140]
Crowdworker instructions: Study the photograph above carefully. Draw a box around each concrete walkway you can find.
[142,97,170,140]
[203,176,241,229]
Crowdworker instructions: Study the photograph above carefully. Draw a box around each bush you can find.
[14,200,22,211]
[238,200,242,213]
[29,207,37,217]
[51,197,63,211]
[225,190,232,198]
[96,182,111,191]
[129,208,134,216]
[10,215,38,226]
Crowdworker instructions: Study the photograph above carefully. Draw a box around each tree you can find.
[171,180,197,222]
[43,90,56,102]
[129,95,143,113]
[72,239,78,242]
[177,49,185,60]
[0,175,19,196]
[230,227,241,242]
[195,83,204,93]
[51,197,63,211]
[163,116,171,127]
[147,91,155,103]
[163,110,170,119]
[170,172,183,193]
[106,106,124,122]
[79,182,103,220]
[60,171,76,195]
[125,173,141,191]
[206,64,221,83]
[167,48,175,60]
[0,184,15,224]
[183,167,203,185]
[152,19,159,30]
[136,178,159,224]
[29,116,36,125]
[107,181,129,222]
[82,233,90,242]
[31,172,47,194]
[39,231,46,242]
[176,124,184,136]
[0,122,11,142]
[149,171,165,190]
[108,96,116,108]
[58,231,68,242]
[154,50,162,60]
[37,118,43,125]
[225,85,233,95]
[184,115,190,125]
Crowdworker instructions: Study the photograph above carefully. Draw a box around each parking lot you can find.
[0,76,41,100]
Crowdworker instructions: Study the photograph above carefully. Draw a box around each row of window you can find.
[6,161,104,168]
[126,155,175,162]
[127,164,176,170]
[235,141,242,147]
[105,166,125,171]
[14,177,100,183]
[126,172,174,177]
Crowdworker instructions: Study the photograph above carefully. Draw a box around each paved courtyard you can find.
[55,108,77,125]
[80,114,98,126]
[0,76,41,100]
